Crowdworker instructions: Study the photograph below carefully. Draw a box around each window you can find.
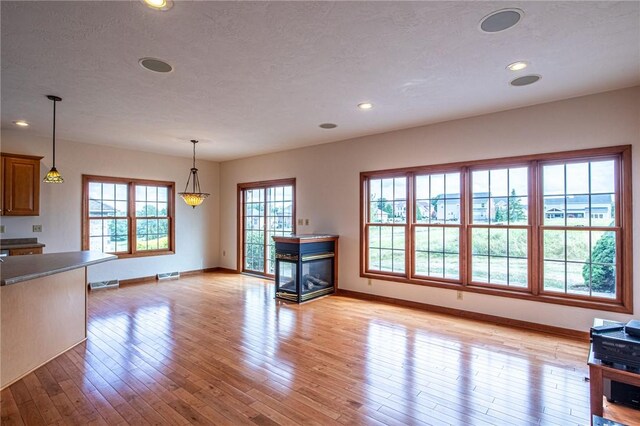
[541,160,617,299]
[414,172,461,280]
[360,146,632,312]
[470,166,529,288]
[82,175,175,257]
[135,185,171,252]
[367,176,407,274]
[238,179,295,276]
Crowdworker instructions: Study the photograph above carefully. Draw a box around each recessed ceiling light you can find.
[358,102,373,110]
[479,9,523,33]
[319,123,337,129]
[13,120,29,127]
[139,57,173,73]
[141,0,173,11]
[510,75,541,87]
[506,61,529,71]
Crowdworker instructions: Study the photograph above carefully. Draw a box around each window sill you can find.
[360,272,632,314]
[113,250,175,259]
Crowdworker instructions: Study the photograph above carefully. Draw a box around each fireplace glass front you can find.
[277,261,297,293]
[301,257,333,294]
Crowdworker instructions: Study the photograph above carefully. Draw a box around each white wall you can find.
[0,130,220,282]
[2,87,637,330]
[219,86,640,331]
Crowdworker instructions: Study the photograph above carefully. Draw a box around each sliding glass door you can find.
[239,179,295,276]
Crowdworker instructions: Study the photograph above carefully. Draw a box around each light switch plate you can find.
[33,224,42,232]
[0,225,5,233]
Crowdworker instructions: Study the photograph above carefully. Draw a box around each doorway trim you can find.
[237,178,296,276]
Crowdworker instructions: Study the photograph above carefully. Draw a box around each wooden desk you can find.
[588,345,640,422]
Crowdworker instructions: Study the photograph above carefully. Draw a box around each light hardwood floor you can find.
[1,272,638,425]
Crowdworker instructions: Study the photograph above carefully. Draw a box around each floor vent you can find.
[157,271,180,281]
[89,280,119,290]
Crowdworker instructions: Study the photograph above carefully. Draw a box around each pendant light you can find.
[43,95,64,183]
[179,140,209,208]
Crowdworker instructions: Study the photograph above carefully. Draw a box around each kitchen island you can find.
[0,251,115,389]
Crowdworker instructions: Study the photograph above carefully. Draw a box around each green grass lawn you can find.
[368,221,616,297]
[137,235,169,250]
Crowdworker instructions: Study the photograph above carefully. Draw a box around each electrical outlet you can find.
[0,225,5,233]
[305,218,309,226]
[33,224,42,232]
[457,291,463,300]
[297,218,304,226]
[368,279,372,286]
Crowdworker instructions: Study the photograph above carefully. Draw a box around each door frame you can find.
[237,178,296,276]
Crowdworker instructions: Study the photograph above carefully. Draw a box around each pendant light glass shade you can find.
[180,192,208,208]
[179,140,209,208]
[43,166,64,183]
[43,95,64,184]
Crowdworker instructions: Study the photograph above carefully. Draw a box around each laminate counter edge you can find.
[0,251,116,286]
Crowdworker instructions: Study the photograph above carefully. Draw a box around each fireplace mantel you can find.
[272,234,339,244]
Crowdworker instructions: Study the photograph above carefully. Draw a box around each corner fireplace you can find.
[273,234,339,303]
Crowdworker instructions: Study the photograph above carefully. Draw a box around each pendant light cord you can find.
[191,140,198,193]
[46,95,62,168]
[183,140,201,193]
[192,140,196,169]
[52,98,57,167]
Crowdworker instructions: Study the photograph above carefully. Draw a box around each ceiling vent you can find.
[510,75,541,87]
[479,9,523,33]
[139,57,173,73]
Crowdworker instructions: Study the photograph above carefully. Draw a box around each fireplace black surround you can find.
[273,234,339,303]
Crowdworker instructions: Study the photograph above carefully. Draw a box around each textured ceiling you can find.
[2,1,639,161]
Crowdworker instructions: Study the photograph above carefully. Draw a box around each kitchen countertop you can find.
[1,251,116,286]
[0,238,45,250]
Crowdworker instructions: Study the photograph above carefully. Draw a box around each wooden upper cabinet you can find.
[1,153,43,216]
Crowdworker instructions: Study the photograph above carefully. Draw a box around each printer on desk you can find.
[590,319,640,409]
[591,319,640,369]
